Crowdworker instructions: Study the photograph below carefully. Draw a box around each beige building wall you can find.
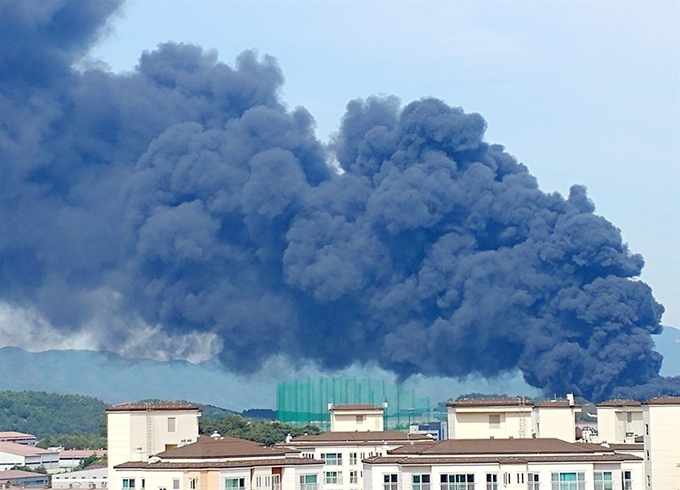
[598,406,644,443]
[534,406,578,442]
[329,406,384,432]
[448,407,533,439]
[643,399,680,490]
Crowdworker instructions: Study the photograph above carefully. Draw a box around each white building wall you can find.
[52,466,108,489]
[448,408,532,439]
[0,450,24,470]
[330,412,383,432]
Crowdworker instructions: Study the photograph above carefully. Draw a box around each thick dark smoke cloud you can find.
[1,0,677,402]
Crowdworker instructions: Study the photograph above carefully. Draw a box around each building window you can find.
[168,417,176,433]
[516,473,524,484]
[325,472,340,485]
[440,474,474,490]
[225,478,245,490]
[173,480,180,490]
[489,414,501,429]
[356,415,365,423]
[645,424,649,435]
[626,412,633,423]
[141,480,146,489]
[622,471,632,490]
[412,474,430,490]
[550,472,585,490]
[123,480,136,489]
[321,453,342,466]
[485,474,498,490]
[189,479,197,490]
[350,471,358,484]
[299,475,318,490]
[528,473,539,490]
[349,452,358,465]
[593,472,612,490]
[383,474,398,490]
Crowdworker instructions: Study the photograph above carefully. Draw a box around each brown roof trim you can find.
[446,398,534,408]
[106,402,200,412]
[330,404,384,411]
[389,438,600,456]
[597,399,642,408]
[288,431,431,444]
[535,401,581,409]
[642,397,680,406]
[115,458,323,470]
[364,453,640,465]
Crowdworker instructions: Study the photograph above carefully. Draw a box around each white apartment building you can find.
[642,396,680,489]
[363,437,644,490]
[114,434,325,490]
[281,431,432,490]
[596,400,643,444]
[329,405,385,432]
[0,441,60,471]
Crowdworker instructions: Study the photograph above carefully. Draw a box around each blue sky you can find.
[88,0,679,328]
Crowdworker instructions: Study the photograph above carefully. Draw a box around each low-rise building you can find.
[52,465,108,489]
[0,432,38,446]
[363,437,644,490]
[446,398,535,440]
[329,405,385,432]
[0,469,50,488]
[0,441,59,471]
[113,434,325,490]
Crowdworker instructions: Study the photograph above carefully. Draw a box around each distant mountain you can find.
[0,326,678,410]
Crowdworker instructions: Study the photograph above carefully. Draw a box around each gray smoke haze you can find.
[0,0,677,402]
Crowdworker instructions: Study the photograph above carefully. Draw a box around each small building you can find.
[0,469,50,488]
[329,405,385,432]
[0,441,59,472]
[533,398,581,442]
[0,432,38,446]
[597,400,644,444]
[58,450,107,471]
[642,396,680,489]
[51,464,108,489]
[446,398,534,439]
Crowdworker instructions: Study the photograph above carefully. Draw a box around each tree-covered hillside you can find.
[0,391,107,437]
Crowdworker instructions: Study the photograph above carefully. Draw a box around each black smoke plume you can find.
[0,0,677,402]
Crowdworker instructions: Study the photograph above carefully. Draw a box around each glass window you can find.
[528,473,539,490]
[594,472,612,490]
[349,453,358,465]
[168,417,176,432]
[349,471,358,484]
[123,480,135,489]
[622,471,632,490]
[225,478,245,490]
[489,414,501,428]
[299,475,317,490]
[440,474,474,490]
[384,474,398,490]
[173,480,180,490]
[485,473,498,490]
[325,472,340,485]
[189,479,197,490]
[321,453,342,466]
[551,473,585,490]
[412,474,430,490]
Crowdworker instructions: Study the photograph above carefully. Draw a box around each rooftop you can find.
[158,435,294,459]
[364,453,639,465]
[287,431,432,444]
[59,449,107,459]
[330,404,384,412]
[0,441,57,456]
[446,398,534,408]
[643,396,680,406]
[597,399,642,408]
[106,401,200,412]
[115,457,322,470]
[389,438,605,456]
[0,431,35,439]
[535,400,581,409]
[0,470,50,480]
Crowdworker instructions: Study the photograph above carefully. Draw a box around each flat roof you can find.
[0,431,36,439]
[106,401,200,412]
[0,441,57,456]
[446,398,534,408]
[597,399,642,408]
